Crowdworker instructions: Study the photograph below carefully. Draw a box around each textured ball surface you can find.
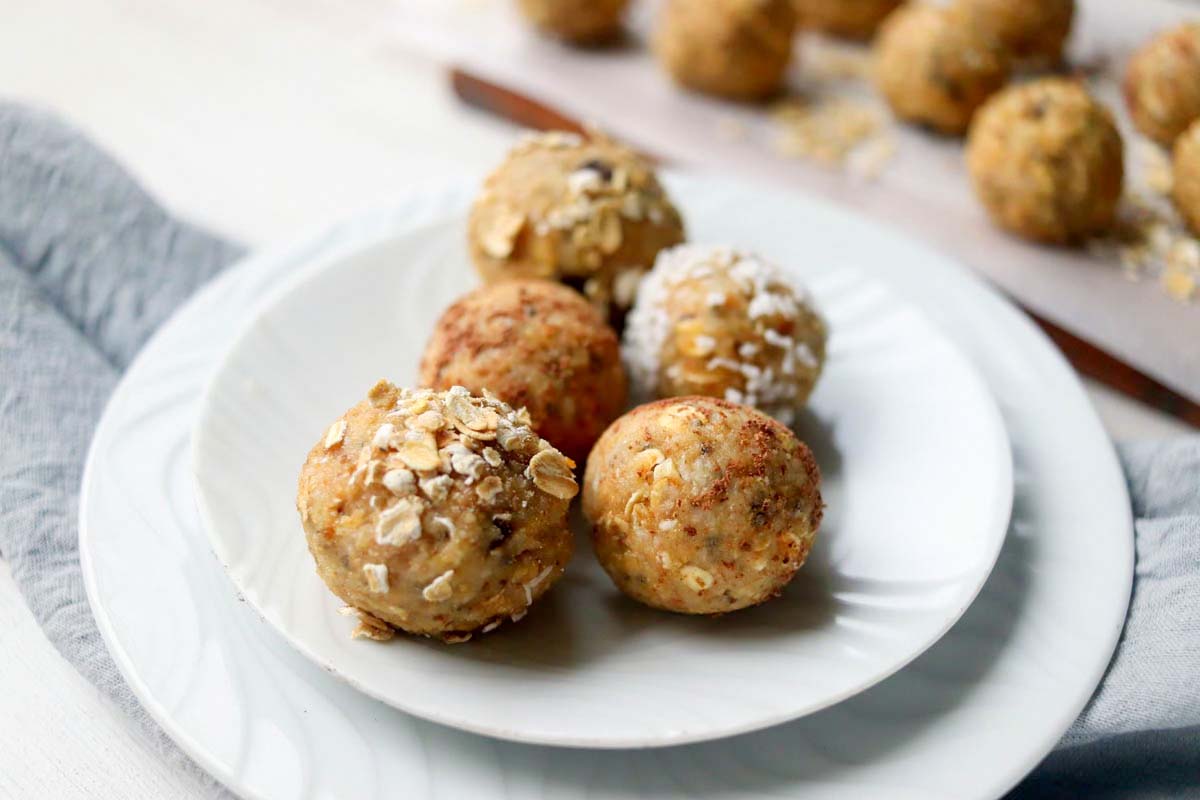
[420,280,626,463]
[516,0,629,43]
[955,0,1074,62]
[874,3,1010,136]
[1124,22,1200,148]
[297,382,578,642]
[623,245,826,425]
[584,397,822,615]
[468,130,684,316]
[656,0,797,101]
[966,79,1124,244]
[794,0,902,40]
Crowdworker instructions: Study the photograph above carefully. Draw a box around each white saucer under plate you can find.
[81,175,1132,799]
[191,208,1011,747]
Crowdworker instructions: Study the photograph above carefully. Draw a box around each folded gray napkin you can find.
[0,103,1196,799]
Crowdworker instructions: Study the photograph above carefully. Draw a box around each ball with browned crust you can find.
[583,396,823,615]
[469,130,685,318]
[874,3,1010,136]
[1125,22,1200,148]
[966,79,1124,244]
[656,0,798,101]
[516,0,629,43]
[794,0,901,40]
[954,0,1074,63]
[420,280,627,463]
[297,382,578,643]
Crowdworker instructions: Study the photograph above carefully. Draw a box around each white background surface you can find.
[0,0,1190,797]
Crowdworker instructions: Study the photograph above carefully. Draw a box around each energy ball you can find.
[297,382,578,643]
[623,245,827,426]
[954,0,1074,63]
[1124,23,1200,148]
[468,130,685,316]
[516,0,629,43]
[874,4,1010,136]
[966,79,1124,244]
[419,280,627,464]
[793,0,902,40]
[1174,120,1200,236]
[655,0,797,101]
[583,396,823,615]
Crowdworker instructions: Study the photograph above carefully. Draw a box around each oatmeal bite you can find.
[655,0,797,101]
[468,129,685,318]
[874,3,1010,136]
[966,78,1124,244]
[954,0,1074,64]
[793,0,902,40]
[516,0,629,43]
[583,396,823,615]
[1125,22,1200,148]
[419,280,627,464]
[296,382,577,643]
[623,245,826,425]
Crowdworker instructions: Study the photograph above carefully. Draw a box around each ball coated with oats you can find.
[655,0,797,101]
[954,0,1074,63]
[468,130,685,317]
[623,245,826,426]
[1174,120,1200,236]
[1124,23,1200,148]
[419,280,627,464]
[583,396,823,615]
[874,3,1010,136]
[793,0,901,40]
[297,382,578,643]
[966,79,1124,244]
[516,0,629,43]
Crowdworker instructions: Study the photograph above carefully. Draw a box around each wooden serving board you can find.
[393,0,1200,424]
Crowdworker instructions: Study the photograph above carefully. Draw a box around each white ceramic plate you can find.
[191,206,1011,747]
[81,175,1132,799]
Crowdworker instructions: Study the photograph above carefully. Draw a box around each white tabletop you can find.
[0,0,1189,797]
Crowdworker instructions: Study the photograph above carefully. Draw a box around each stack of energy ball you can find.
[297,130,828,643]
[514,0,1200,245]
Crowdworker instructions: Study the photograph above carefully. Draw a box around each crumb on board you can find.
[769,96,895,178]
[1088,192,1200,303]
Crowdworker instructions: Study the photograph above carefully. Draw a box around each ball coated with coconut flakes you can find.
[1124,22,1200,148]
[793,0,901,40]
[419,280,627,464]
[874,3,1010,136]
[954,0,1074,63]
[655,0,797,101]
[296,382,578,643]
[583,396,823,615]
[623,245,827,426]
[1174,120,1200,236]
[468,129,685,318]
[516,0,629,43]
[966,78,1124,244]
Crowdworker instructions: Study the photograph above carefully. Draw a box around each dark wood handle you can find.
[451,66,1200,428]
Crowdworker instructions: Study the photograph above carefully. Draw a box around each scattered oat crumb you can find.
[770,96,894,178]
[342,607,395,641]
[1088,190,1200,304]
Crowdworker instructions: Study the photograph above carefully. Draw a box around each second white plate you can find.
[192,208,1011,747]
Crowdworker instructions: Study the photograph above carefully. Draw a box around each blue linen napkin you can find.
[0,103,1196,799]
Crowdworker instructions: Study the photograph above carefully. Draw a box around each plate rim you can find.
[187,202,1014,749]
[79,173,1132,799]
